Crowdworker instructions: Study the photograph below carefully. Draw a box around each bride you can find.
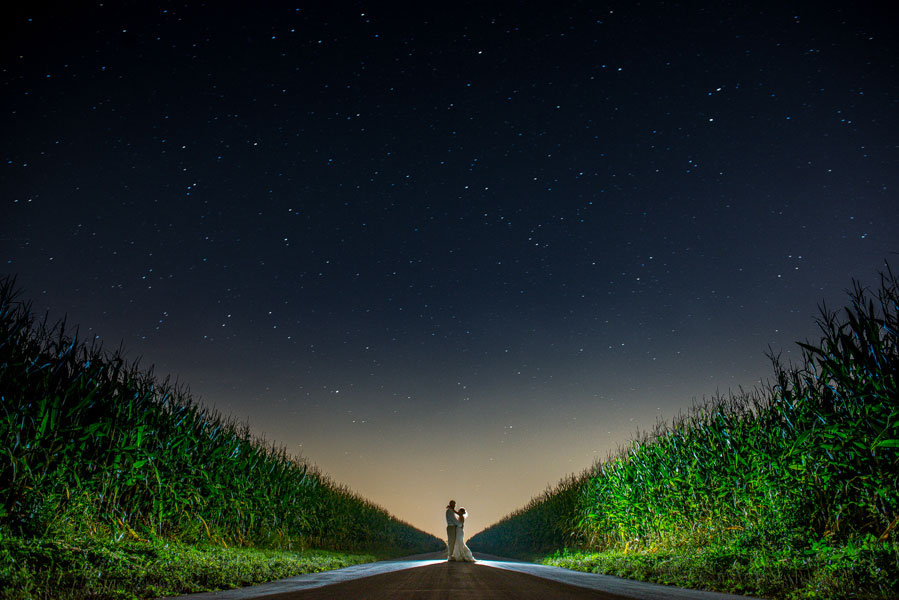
[453,508,476,562]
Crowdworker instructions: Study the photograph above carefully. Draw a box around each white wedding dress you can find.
[453,523,475,562]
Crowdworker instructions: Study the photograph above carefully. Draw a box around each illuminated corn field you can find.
[0,276,442,554]
[470,266,899,559]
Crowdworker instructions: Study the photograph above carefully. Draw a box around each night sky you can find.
[2,2,896,538]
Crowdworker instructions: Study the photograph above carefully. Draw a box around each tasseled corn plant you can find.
[0,275,442,554]
[470,265,898,557]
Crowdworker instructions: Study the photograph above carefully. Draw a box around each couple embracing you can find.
[445,499,475,562]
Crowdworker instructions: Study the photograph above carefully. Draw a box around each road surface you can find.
[276,560,627,599]
[164,552,760,600]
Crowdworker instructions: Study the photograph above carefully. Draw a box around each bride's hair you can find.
[458,508,467,516]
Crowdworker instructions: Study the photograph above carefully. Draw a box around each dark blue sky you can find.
[2,2,896,535]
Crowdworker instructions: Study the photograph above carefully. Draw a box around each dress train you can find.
[453,527,475,562]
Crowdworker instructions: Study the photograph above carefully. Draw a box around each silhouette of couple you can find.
[445,499,475,562]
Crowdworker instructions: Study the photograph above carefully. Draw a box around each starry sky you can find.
[2,2,896,538]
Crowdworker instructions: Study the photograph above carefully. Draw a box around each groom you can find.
[445,499,461,560]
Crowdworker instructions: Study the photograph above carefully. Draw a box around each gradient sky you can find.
[2,2,896,538]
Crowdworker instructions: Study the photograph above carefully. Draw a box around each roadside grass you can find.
[0,534,378,600]
[544,536,899,600]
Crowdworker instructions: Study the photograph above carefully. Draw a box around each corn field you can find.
[470,266,899,557]
[0,276,442,554]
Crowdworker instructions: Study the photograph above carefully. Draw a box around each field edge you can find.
[0,534,384,600]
